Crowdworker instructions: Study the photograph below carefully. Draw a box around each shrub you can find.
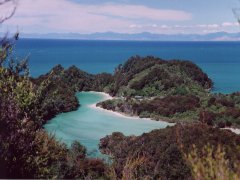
[185,145,240,180]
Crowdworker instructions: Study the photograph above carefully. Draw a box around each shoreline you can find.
[88,91,114,101]
[89,103,154,121]
[88,91,167,122]
[223,127,240,135]
[87,91,240,135]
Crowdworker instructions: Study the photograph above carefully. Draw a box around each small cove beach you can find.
[88,91,154,120]
[44,91,172,157]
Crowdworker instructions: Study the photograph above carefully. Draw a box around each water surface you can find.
[44,92,171,157]
[15,39,240,93]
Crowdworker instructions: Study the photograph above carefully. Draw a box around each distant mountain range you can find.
[18,31,240,41]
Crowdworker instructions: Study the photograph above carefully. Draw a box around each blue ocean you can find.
[15,39,240,93]
[17,38,239,156]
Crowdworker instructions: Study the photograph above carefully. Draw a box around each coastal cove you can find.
[44,91,172,157]
[3,0,240,178]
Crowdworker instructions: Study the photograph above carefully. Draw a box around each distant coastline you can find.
[15,31,240,41]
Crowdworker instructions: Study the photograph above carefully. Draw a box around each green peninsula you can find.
[34,55,240,127]
[2,45,240,178]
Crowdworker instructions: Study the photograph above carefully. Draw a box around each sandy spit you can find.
[88,91,156,121]
[223,127,240,135]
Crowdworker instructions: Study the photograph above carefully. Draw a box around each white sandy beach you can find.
[223,128,240,135]
[88,92,240,135]
[88,91,156,121]
[88,91,114,101]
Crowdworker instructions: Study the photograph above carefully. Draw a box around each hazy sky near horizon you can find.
[1,0,240,34]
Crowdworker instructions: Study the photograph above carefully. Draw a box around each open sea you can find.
[15,39,240,94]
[18,39,239,156]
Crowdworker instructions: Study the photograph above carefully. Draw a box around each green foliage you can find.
[198,93,240,127]
[100,124,240,180]
[32,64,115,122]
[70,141,87,159]
[36,55,240,126]
[0,50,39,178]
[13,78,35,111]
[98,56,240,125]
[0,36,107,179]
[110,56,212,97]
[33,131,68,178]
[1,34,240,179]
[185,145,240,180]
[173,85,189,95]
[95,56,240,126]
[0,65,107,178]
[98,95,201,123]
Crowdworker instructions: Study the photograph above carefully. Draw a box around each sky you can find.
[1,0,240,34]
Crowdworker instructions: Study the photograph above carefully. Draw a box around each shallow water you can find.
[44,92,171,157]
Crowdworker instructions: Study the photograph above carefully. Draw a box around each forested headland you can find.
[1,34,240,179]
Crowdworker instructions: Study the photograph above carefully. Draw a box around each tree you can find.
[0,2,107,178]
[0,0,17,23]
[232,0,240,26]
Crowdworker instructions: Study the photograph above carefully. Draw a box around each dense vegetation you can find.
[35,55,240,127]
[31,64,113,122]
[99,124,240,179]
[2,2,240,179]
[108,56,213,97]
[0,36,107,178]
[97,56,240,127]
[1,36,240,178]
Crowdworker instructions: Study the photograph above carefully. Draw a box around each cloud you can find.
[221,22,239,27]
[90,3,192,21]
[207,24,219,28]
[1,0,192,33]
[1,0,238,35]
[128,22,240,34]
[129,24,158,29]
[0,0,17,22]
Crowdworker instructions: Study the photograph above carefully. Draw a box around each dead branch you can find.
[0,0,17,24]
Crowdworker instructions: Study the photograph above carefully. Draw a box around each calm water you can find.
[44,92,171,157]
[15,39,240,93]
[34,39,240,156]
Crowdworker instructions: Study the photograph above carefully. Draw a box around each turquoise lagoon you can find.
[44,92,171,157]
[34,40,240,157]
